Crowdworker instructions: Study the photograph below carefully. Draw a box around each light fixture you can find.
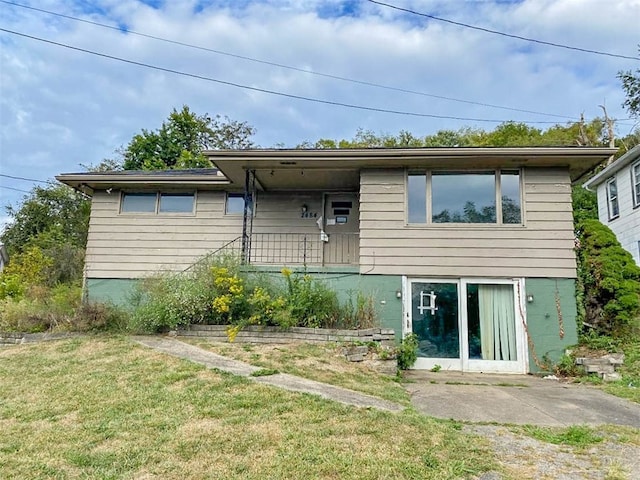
[396,290,402,299]
[526,294,534,303]
[301,204,308,214]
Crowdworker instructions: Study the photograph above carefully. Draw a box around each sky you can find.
[1,0,639,230]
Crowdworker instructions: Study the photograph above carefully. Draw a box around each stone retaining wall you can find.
[0,332,80,346]
[177,325,396,345]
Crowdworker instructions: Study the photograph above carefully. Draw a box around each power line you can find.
[0,0,577,121]
[366,0,639,62]
[0,185,31,193]
[0,28,574,125]
[0,173,50,184]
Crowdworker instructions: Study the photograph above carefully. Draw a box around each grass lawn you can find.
[188,339,412,406]
[0,336,498,479]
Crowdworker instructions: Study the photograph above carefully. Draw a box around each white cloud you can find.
[0,0,638,211]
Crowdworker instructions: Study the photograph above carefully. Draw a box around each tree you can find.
[618,45,640,118]
[122,106,256,170]
[1,184,90,256]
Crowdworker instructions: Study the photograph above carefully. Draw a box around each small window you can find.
[159,193,194,213]
[606,178,619,220]
[501,170,521,224]
[407,173,427,223]
[632,162,640,208]
[121,193,156,213]
[226,193,245,215]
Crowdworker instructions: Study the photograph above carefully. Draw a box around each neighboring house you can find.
[584,145,640,264]
[57,146,615,373]
[0,243,8,272]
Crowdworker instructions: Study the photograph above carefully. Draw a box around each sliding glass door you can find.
[405,278,527,373]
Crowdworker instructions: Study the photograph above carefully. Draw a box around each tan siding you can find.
[253,192,323,233]
[359,167,577,278]
[86,190,325,278]
[86,190,241,278]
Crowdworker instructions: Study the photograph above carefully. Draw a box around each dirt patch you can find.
[467,425,639,480]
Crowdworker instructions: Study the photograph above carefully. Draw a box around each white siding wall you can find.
[359,167,577,278]
[595,163,640,264]
[86,190,323,278]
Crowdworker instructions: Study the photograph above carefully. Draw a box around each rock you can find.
[602,372,621,382]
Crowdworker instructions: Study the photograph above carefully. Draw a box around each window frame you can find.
[225,193,246,215]
[632,161,640,208]
[119,191,196,215]
[406,168,523,226]
[606,177,620,221]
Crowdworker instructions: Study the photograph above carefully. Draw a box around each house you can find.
[57,146,616,373]
[583,145,640,263]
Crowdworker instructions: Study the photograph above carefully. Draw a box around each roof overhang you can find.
[56,171,231,195]
[206,147,618,190]
[583,145,640,190]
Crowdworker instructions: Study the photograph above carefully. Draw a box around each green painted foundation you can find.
[524,278,578,372]
[86,278,140,306]
[86,273,577,373]
[246,267,403,333]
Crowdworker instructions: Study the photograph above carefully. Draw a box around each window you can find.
[226,193,245,215]
[407,174,427,223]
[159,193,194,213]
[606,178,619,220]
[407,169,521,225]
[121,193,156,213]
[121,192,194,214]
[632,162,640,208]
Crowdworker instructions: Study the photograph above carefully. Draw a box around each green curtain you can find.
[478,284,517,361]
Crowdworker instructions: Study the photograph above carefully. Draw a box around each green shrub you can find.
[280,269,340,328]
[73,302,129,332]
[129,255,379,333]
[576,219,640,338]
[0,284,82,332]
[397,333,419,370]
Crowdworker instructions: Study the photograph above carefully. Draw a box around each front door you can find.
[404,278,527,373]
[323,194,359,265]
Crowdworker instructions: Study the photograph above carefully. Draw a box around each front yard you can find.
[0,336,496,479]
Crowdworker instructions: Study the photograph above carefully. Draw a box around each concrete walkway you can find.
[134,336,640,426]
[404,371,640,427]
[133,336,404,412]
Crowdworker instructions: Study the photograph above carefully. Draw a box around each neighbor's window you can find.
[121,192,195,214]
[632,162,640,208]
[226,193,245,215]
[606,178,619,220]
[407,169,521,225]
[121,193,156,213]
[159,193,194,213]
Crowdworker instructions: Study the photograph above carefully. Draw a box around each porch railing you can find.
[249,232,359,266]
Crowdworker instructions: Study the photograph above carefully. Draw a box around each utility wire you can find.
[0,0,578,121]
[0,28,575,125]
[0,28,558,125]
[0,185,31,193]
[0,173,50,184]
[367,0,639,62]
